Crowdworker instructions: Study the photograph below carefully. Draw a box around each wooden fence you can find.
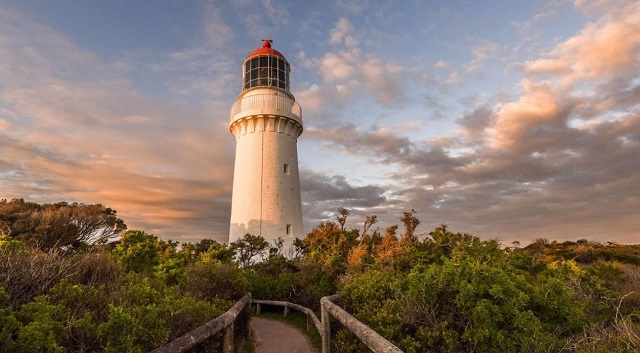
[252,299,323,334]
[152,293,402,353]
[151,293,251,353]
[253,296,403,353]
[321,295,403,353]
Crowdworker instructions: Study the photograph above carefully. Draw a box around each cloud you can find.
[525,2,640,83]
[330,17,357,47]
[0,6,235,243]
[260,0,290,26]
[465,40,500,73]
[511,0,565,32]
[433,60,450,69]
[300,2,640,242]
[305,125,413,158]
[489,79,568,150]
[2,1,639,245]
[457,105,494,143]
[0,118,10,131]
[300,22,408,109]
[446,71,462,85]
[300,169,387,226]
[336,0,369,14]
[201,1,234,49]
[573,0,635,15]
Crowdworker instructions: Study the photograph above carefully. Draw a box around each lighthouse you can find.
[228,40,304,252]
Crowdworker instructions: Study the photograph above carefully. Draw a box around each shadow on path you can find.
[250,316,317,353]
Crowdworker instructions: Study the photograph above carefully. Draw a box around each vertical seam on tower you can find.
[259,121,264,236]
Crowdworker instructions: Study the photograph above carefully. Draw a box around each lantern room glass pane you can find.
[242,55,290,91]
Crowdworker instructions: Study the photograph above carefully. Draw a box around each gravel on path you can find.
[250,316,317,353]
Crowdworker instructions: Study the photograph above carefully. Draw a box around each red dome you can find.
[246,40,286,60]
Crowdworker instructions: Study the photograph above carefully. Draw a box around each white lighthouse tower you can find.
[228,40,303,251]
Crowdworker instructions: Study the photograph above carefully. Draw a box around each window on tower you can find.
[286,224,292,235]
[243,55,290,91]
[284,163,289,174]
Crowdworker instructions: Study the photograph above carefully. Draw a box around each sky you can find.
[0,0,639,245]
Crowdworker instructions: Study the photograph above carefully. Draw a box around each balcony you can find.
[230,92,302,127]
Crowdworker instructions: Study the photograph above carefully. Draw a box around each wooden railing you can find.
[151,293,251,353]
[252,299,323,334]
[321,295,403,353]
[152,293,402,353]
[253,296,404,353]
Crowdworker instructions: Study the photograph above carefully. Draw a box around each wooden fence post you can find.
[284,306,290,318]
[256,303,261,315]
[222,321,234,353]
[321,301,330,353]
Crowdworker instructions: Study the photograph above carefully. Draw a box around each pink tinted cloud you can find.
[0,7,235,242]
[490,80,565,149]
[525,2,640,82]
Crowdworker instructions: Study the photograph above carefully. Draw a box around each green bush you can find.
[182,261,246,301]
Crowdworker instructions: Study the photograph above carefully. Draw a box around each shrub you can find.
[0,248,80,307]
[182,261,246,301]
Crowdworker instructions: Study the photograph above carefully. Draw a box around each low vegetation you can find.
[1,199,639,352]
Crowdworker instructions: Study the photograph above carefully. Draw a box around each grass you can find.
[251,305,323,349]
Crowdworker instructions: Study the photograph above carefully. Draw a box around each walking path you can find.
[250,316,316,353]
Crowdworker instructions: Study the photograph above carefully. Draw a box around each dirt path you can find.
[250,316,317,353]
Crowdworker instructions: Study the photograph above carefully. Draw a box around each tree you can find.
[375,225,402,266]
[337,207,350,232]
[230,234,269,267]
[0,199,126,251]
[361,215,378,239]
[400,209,420,242]
[113,230,164,273]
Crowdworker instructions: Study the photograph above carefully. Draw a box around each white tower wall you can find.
[229,86,303,251]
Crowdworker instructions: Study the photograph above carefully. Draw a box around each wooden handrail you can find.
[251,299,324,335]
[151,293,251,353]
[149,293,400,352]
[321,295,403,353]
[253,296,403,353]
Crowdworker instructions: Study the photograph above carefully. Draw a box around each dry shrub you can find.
[567,315,640,352]
[69,250,123,289]
[615,263,640,311]
[0,248,80,306]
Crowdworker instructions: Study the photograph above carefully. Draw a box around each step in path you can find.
[250,316,317,353]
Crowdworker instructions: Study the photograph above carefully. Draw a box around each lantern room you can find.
[242,40,290,91]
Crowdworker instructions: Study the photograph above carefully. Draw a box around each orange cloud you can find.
[526,2,640,82]
[489,80,563,149]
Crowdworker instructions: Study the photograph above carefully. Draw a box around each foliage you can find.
[113,230,167,273]
[0,215,248,353]
[183,261,247,301]
[0,248,81,307]
[2,201,639,353]
[230,233,269,267]
[332,220,639,353]
[0,235,25,252]
[0,198,126,251]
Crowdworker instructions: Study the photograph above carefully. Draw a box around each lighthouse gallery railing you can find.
[230,93,302,121]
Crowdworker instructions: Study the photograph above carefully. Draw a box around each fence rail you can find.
[151,293,402,353]
[253,296,404,353]
[321,295,404,353]
[151,293,251,353]
[252,299,323,334]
